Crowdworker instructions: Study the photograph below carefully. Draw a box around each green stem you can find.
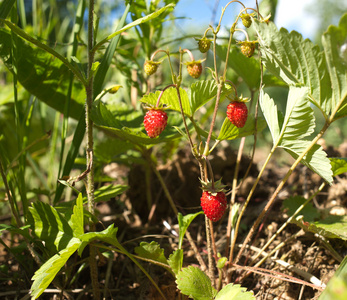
[86,1,99,299]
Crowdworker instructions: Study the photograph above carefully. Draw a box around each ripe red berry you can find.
[200,191,227,222]
[187,62,202,79]
[227,101,248,128]
[144,109,168,138]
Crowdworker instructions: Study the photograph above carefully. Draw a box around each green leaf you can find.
[322,13,347,121]
[283,196,320,223]
[30,238,81,299]
[319,255,347,300]
[0,0,16,19]
[215,283,255,300]
[0,28,85,119]
[28,201,74,253]
[217,115,266,141]
[299,215,347,241]
[280,87,314,141]
[281,141,333,184]
[82,184,129,203]
[253,19,332,118]
[70,194,84,238]
[190,80,218,114]
[260,87,333,184]
[176,266,215,300]
[168,249,183,275]
[134,241,168,265]
[259,89,282,142]
[177,212,204,249]
[79,224,119,256]
[94,3,175,51]
[330,157,347,176]
[140,87,192,117]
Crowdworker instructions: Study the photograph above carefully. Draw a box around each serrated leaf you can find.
[298,215,347,241]
[253,20,332,118]
[330,158,347,176]
[176,266,215,300]
[168,249,183,275]
[30,238,81,299]
[215,283,255,300]
[190,80,218,114]
[28,202,74,253]
[280,87,314,141]
[283,196,320,223]
[260,87,333,184]
[217,115,266,141]
[70,194,84,237]
[177,212,204,249]
[78,224,119,256]
[140,87,191,117]
[260,89,282,141]
[281,141,333,184]
[322,13,347,121]
[134,241,168,265]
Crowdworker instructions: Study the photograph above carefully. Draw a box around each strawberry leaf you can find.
[140,87,192,117]
[28,201,74,254]
[134,241,168,265]
[168,249,183,275]
[253,19,333,119]
[176,266,216,300]
[190,80,218,114]
[322,13,347,121]
[330,158,347,176]
[177,212,204,249]
[215,283,255,300]
[260,87,333,184]
[31,238,81,299]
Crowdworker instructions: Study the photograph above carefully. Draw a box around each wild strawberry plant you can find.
[0,0,346,299]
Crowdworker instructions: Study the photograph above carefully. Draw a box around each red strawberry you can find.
[144,109,168,138]
[200,191,227,222]
[227,101,248,128]
[187,62,203,79]
[200,179,227,222]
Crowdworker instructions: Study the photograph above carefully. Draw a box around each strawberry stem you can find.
[155,84,175,107]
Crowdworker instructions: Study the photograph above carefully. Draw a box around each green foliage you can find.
[0,28,85,119]
[177,212,204,249]
[176,266,217,300]
[283,196,347,240]
[168,249,183,275]
[260,87,333,184]
[31,238,82,299]
[215,283,255,300]
[134,241,168,265]
[330,158,347,176]
[253,15,347,121]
